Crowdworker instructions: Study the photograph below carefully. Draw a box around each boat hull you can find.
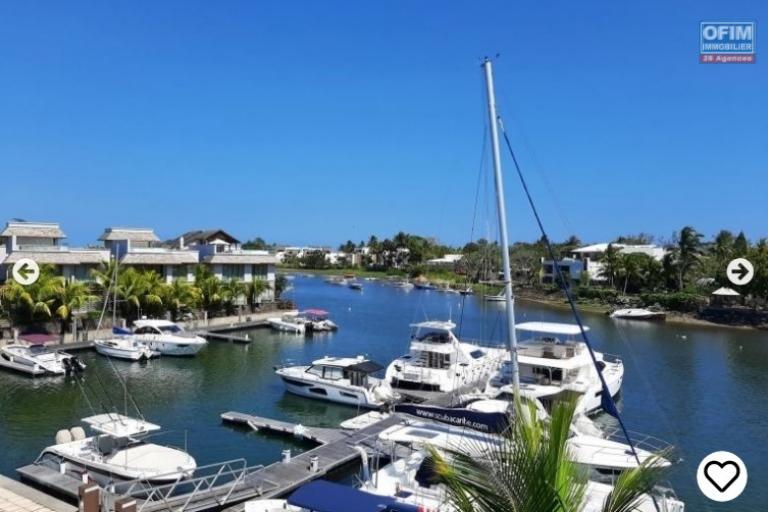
[279,376,381,409]
[94,342,157,361]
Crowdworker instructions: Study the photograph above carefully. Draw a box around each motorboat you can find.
[0,344,85,376]
[300,309,338,332]
[35,413,196,484]
[484,290,506,302]
[393,280,414,291]
[348,281,363,291]
[610,308,666,321]
[276,356,395,408]
[267,312,307,334]
[484,322,624,415]
[413,282,436,290]
[131,319,207,356]
[244,480,421,512]
[384,320,505,401]
[94,328,159,361]
[325,276,348,286]
[458,287,474,296]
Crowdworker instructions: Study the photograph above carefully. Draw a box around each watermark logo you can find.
[700,22,756,63]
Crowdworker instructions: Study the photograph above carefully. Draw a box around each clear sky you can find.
[0,1,765,248]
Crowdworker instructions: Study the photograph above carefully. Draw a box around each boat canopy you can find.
[515,321,589,336]
[288,480,419,512]
[346,360,384,374]
[82,414,161,438]
[302,308,329,318]
[409,320,456,331]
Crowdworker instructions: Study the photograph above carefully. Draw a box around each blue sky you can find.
[0,1,765,248]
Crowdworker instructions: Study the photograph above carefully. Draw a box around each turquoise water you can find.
[1,275,766,511]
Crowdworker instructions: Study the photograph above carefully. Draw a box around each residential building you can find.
[540,243,667,285]
[99,227,198,283]
[171,229,277,300]
[0,221,108,283]
[426,253,463,266]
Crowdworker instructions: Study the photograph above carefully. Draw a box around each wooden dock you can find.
[198,331,252,343]
[17,412,402,512]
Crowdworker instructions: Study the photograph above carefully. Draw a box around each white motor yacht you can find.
[267,312,307,334]
[0,344,85,376]
[384,321,505,401]
[276,356,395,408]
[36,413,196,484]
[131,319,207,356]
[610,308,666,321]
[485,322,624,415]
[94,328,159,361]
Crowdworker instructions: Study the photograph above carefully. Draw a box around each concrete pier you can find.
[0,475,75,512]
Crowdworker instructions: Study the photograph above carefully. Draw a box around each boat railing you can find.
[601,428,677,461]
[107,458,270,512]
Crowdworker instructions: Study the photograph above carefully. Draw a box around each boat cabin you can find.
[515,322,591,386]
[133,319,184,335]
[306,357,384,387]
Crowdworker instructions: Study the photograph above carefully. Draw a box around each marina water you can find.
[1,275,766,511]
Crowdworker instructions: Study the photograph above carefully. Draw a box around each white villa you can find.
[540,243,667,285]
[0,220,277,300]
[0,221,109,282]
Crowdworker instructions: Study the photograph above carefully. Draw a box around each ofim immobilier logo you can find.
[700,22,756,63]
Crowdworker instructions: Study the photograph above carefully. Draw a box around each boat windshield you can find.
[414,331,451,343]
[159,325,182,333]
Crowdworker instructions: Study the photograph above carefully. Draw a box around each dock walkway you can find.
[0,475,75,512]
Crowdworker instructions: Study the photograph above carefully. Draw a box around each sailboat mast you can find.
[482,58,520,393]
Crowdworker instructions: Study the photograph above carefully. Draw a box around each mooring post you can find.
[114,498,137,512]
[78,483,100,512]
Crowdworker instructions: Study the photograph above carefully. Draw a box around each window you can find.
[426,352,450,369]
[306,366,323,377]
[308,387,327,395]
[222,264,245,279]
[252,264,268,278]
[323,366,343,380]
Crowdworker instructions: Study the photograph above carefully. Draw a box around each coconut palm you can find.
[161,279,200,321]
[672,226,703,291]
[0,264,57,325]
[194,264,223,315]
[429,397,670,512]
[600,244,622,288]
[47,277,96,334]
[221,279,246,315]
[246,278,270,310]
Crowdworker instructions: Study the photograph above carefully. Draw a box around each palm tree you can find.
[139,270,165,317]
[246,278,270,310]
[194,264,223,315]
[429,398,670,512]
[673,226,703,291]
[47,277,95,334]
[600,244,622,288]
[161,279,199,321]
[221,279,246,314]
[116,267,147,320]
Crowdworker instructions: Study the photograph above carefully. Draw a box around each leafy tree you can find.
[733,231,749,256]
[160,279,199,321]
[242,237,270,250]
[246,278,271,309]
[600,244,622,288]
[221,279,246,315]
[47,277,95,334]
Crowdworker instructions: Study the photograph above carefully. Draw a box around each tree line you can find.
[0,261,280,331]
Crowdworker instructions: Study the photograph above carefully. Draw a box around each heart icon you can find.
[704,460,741,493]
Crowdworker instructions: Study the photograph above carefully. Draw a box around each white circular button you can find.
[11,258,40,286]
[697,451,747,502]
[726,258,754,286]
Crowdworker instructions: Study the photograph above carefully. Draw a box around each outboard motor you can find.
[69,356,86,375]
[304,322,314,335]
[62,357,72,375]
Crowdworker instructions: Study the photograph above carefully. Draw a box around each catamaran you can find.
[276,356,395,408]
[484,322,624,415]
[384,320,505,401]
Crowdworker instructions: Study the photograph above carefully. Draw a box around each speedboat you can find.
[131,319,207,356]
[458,287,474,295]
[485,322,624,415]
[484,291,506,302]
[610,308,666,321]
[267,312,307,334]
[300,309,338,332]
[348,281,363,291]
[0,344,85,376]
[276,356,395,408]
[413,282,436,290]
[393,281,414,291]
[94,328,159,361]
[35,413,196,484]
[384,321,505,401]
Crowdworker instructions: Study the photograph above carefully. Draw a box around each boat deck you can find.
[0,357,46,376]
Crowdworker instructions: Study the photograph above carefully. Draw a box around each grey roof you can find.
[120,251,199,265]
[2,250,108,265]
[1,222,66,239]
[203,253,277,265]
[170,229,240,248]
[99,228,160,242]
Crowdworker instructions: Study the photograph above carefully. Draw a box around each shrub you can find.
[640,292,703,312]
